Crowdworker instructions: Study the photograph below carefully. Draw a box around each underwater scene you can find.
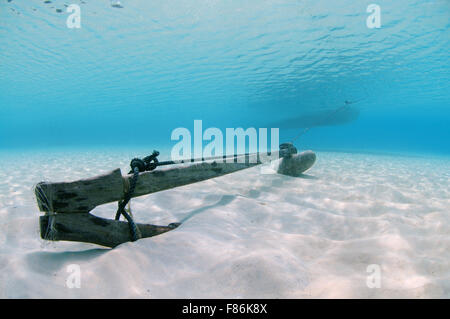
[0,0,449,299]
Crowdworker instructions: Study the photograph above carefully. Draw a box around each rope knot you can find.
[128,150,160,174]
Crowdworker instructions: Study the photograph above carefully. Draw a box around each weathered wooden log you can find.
[35,169,124,213]
[35,151,317,215]
[40,213,180,248]
[35,151,282,214]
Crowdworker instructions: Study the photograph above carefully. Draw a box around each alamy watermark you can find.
[66,4,81,29]
[366,264,381,288]
[66,264,81,288]
[366,4,381,29]
[171,120,279,165]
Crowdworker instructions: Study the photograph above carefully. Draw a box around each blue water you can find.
[1,0,449,156]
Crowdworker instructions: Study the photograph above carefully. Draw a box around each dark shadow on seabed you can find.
[170,170,318,224]
[297,173,318,180]
[233,171,319,202]
[180,194,236,223]
[25,248,109,274]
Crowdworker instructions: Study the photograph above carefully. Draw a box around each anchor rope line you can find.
[142,148,294,169]
[148,151,271,168]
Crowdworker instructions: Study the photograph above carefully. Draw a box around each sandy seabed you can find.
[0,149,449,298]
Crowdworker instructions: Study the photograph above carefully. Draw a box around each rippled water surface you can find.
[0,0,449,154]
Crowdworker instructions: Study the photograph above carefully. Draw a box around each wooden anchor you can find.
[34,143,316,248]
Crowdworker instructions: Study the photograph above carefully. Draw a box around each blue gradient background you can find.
[1,0,449,155]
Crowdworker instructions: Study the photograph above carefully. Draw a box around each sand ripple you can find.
[0,150,449,298]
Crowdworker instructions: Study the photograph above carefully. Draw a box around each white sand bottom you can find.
[0,149,449,298]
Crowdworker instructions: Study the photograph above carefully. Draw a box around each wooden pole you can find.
[35,151,282,214]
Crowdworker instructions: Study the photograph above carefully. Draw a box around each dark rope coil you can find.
[116,150,160,242]
[128,150,160,174]
[115,166,141,241]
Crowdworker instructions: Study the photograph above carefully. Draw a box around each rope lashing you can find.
[116,150,160,241]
